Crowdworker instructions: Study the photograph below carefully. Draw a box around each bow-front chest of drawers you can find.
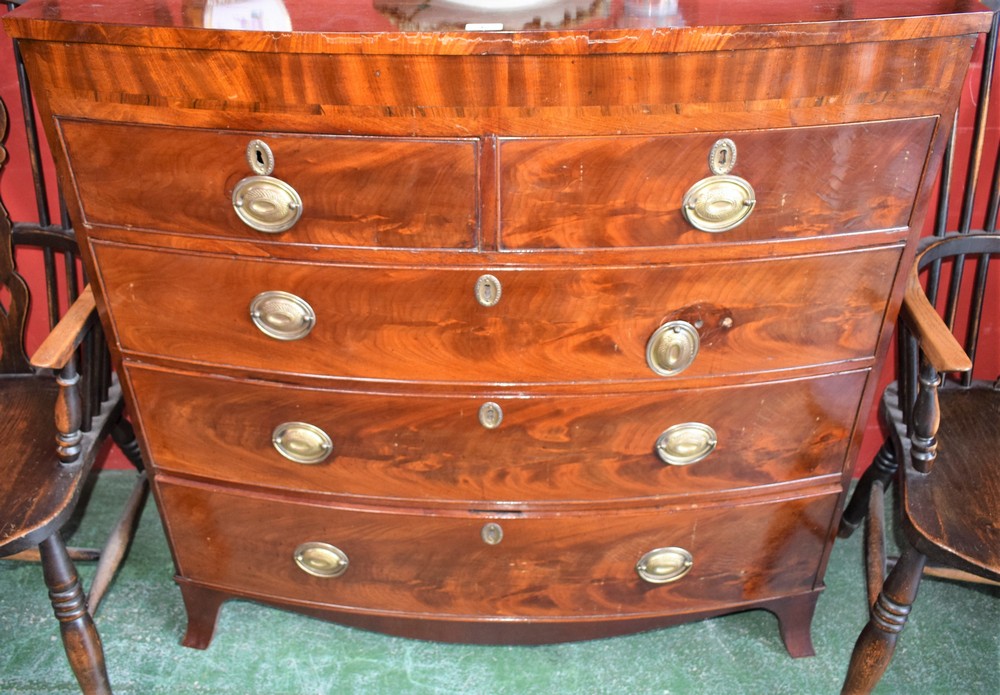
[5,0,990,656]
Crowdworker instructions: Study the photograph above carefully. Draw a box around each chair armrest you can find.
[902,270,973,374]
[29,285,98,370]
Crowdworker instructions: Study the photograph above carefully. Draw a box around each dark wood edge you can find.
[902,269,972,372]
[29,284,96,370]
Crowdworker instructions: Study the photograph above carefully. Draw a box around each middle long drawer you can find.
[95,242,898,383]
[126,364,864,503]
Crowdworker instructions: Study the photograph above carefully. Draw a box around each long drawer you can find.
[95,242,899,383]
[158,478,838,620]
[127,364,865,503]
[60,118,933,251]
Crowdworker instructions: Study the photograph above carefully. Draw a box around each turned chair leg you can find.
[839,440,898,538]
[842,544,928,695]
[110,417,144,472]
[39,533,113,695]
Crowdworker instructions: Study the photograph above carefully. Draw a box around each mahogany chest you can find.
[4,0,991,656]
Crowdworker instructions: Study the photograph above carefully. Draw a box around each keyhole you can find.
[709,138,737,175]
[246,139,275,175]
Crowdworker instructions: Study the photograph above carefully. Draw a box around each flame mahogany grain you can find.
[4,0,991,655]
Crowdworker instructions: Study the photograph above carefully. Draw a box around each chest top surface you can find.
[4,0,993,52]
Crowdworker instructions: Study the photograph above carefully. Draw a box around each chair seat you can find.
[901,383,1000,582]
[0,374,89,555]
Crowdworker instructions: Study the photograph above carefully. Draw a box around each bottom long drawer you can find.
[158,478,838,621]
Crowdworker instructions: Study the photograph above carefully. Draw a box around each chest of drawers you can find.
[5,0,990,657]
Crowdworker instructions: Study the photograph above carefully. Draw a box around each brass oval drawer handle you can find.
[636,547,694,584]
[232,175,303,233]
[272,422,333,464]
[682,175,756,233]
[293,542,349,578]
[682,137,756,233]
[646,320,700,376]
[655,423,718,466]
[250,291,315,341]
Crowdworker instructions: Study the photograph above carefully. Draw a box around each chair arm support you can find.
[902,271,972,374]
[29,285,97,371]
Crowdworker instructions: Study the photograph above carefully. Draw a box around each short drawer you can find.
[59,119,478,248]
[95,242,899,383]
[499,119,934,249]
[130,365,862,503]
[159,479,838,620]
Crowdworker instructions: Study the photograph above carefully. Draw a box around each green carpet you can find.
[1,471,997,694]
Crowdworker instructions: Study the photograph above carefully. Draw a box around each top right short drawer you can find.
[498,118,935,250]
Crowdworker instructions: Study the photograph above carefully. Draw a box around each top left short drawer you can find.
[57,119,479,249]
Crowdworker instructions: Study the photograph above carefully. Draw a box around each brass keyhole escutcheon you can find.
[478,402,504,430]
[481,522,504,545]
[246,139,275,176]
[474,274,502,307]
[646,321,700,377]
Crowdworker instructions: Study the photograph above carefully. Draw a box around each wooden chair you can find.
[0,90,147,692]
[839,233,999,694]
[838,16,1000,691]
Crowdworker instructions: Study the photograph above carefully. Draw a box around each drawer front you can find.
[128,365,864,503]
[95,242,899,383]
[59,119,478,249]
[159,479,837,619]
[499,119,934,249]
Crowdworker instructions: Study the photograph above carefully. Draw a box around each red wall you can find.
[1,17,996,472]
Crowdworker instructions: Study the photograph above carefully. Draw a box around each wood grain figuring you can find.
[94,241,898,383]
[0,377,64,550]
[18,36,979,137]
[4,0,989,652]
[904,387,1000,578]
[126,364,865,505]
[4,0,991,53]
[158,477,838,621]
[499,120,934,249]
[60,120,479,249]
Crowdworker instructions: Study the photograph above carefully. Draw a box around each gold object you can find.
[708,137,738,175]
[646,320,700,376]
[246,139,275,176]
[478,401,504,429]
[682,138,756,233]
[293,542,349,578]
[249,290,315,341]
[635,547,694,584]
[655,422,718,466]
[481,522,504,545]
[272,422,333,464]
[232,175,303,233]
[474,274,502,307]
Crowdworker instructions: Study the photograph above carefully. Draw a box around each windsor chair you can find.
[839,11,1000,693]
[0,85,146,695]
